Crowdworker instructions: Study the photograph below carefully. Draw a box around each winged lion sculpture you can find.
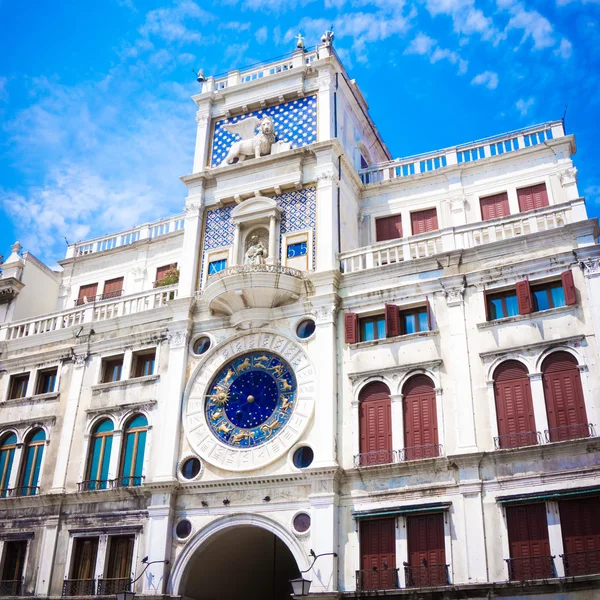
[219,115,276,166]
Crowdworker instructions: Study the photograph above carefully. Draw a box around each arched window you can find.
[542,352,589,442]
[403,375,439,460]
[120,415,148,487]
[358,382,392,466]
[18,429,45,496]
[493,361,538,449]
[0,433,17,498]
[86,419,114,490]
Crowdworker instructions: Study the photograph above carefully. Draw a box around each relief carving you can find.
[220,116,276,166]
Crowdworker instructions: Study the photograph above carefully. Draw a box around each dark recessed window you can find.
[296,320,316,339]
[134,351,156,378]
[193,337,211,355]
[102,357,123,383]
[293,446,314,469]
[359,315,385,342]
[36,368,58,394]
[8,374,29,400]
[487,291,519,321]
[181,457,201,480]
[293,513,311,533]
[176,519,192,539]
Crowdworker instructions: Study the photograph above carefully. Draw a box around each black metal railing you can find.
[354,449,396,467]
[0,579,22,596]
[354,445,443,468]
[400,444,442,461]
[97,577,131,595]
[62,579,96,596]
[14,486,40,497]
[561,550,600,576]
[77,479,114,492]
[404,563,450,587]
[505,555,556,581]
[115,475,145,488]
[544,423,595,443]
[494,431,541,450]
[355,567,399,591]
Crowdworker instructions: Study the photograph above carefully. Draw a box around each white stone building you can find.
[0,37,599,600]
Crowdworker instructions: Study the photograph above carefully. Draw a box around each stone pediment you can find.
[231,196,280,224]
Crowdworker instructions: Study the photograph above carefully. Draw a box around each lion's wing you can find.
[222,116,260,140]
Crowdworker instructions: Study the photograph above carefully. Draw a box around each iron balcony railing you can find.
[505,555,556,581]
[117,475,145,487]
[544,423,595,443]
[0,486,40,498]
[355,567,399,591]
[97,577,131,595]
[494,431,542,450]
[354,444,443,467]
[404,563,450,588]
[78,476,145,491]
[75,289,124,306]
[561,550,600,576]
[62,579,96,596]
[0,579,22,596]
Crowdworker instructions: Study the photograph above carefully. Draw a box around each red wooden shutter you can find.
[542,352,589,441]
[516,280,533,314]
[78,283,98,304]
[426,297,433,331]
[102,277,123,299]
[411,209,438,235]
[561,270,577,305]
[360,518,397,590]
[493,361,537,449]
[559,497,600,575]
[403,375,438,460]
[517,183,549,212]
[506,504,551,580]
[407,513,446,586]
[345,313,359,344]
[480,192,510,221]
[359,382,392,465]
[385,304,400,338]
[376,215,403,242]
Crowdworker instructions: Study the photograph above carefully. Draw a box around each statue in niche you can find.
[244,230,268,265]
[220,116,277,166]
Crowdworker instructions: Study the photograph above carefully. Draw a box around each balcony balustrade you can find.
[404,563,450,588]
[75,289,123,306]
[78,476,145,492]
[0,486,39,498]
[505,555,556,581]
[544,423,595,443]
[62,579,96,597]
[494,431,542,450]
[355,567,399,591]
[0,579,22,596]
[561,550,600,576]
[97,577,131,595]
[354,444,443,467]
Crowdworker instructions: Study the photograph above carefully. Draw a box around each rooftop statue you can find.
[219,115,276,166]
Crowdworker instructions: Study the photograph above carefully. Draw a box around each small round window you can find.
[296,319,316,339]
[176,519,192,539]
[181,457,201,480]
[193,336,211,355]
[293,446,314,468]
[293,513,311,533]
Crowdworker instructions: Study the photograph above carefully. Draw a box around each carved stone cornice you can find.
[167,330,189,349]
[559,167,578,187]
[0,278,24,305]
[348,359,443,384]
[579,257,600,277]
[444,285,465,307]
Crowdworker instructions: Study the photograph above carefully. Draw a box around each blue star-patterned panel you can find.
[210,95,317,167]
[205,352,297,448]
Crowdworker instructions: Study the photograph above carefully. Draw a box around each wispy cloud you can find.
[425,0,498,40]
[255,26,268,44]
[498,1,556,50]
[471,70,499,89]
[0,77,8,102]
[139,1,215,44]
[405,32,436,55]
[516,96,535,115]
[404,32,468,74]
[554,37,573,59]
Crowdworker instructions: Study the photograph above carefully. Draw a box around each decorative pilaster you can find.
[528,373,549,435]
[559,167,579,201]
[316,168,339,272]
[192,110,212,173]
[179,197,205,296]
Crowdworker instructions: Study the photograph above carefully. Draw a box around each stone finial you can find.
[295,32,305,50]
[3,241,24,265]
[320,27,335,45]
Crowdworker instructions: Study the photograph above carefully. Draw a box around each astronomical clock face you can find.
[184,332,315,471]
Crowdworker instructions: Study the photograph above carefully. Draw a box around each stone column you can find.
[108,430,123,481]
[232,223,241,267]
[528,373,549,438]
[396,516,408,587]
[178,199,204,297]
[316,68,335,142]
[35,516,60,596]
[315,169,339,272]
[390,394,404,453]
[50,354,88,493]
[546,501,565,577]
[192,110,212,173]
[268,215,278,265]
[460,489,488,583]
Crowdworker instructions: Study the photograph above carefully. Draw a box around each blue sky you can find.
[1,0,599,265]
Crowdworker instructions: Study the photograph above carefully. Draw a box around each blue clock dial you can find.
[205,351,296,448]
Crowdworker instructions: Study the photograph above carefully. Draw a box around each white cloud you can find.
[404,33,468,74]
[425,0,498,40]
[255,26,268,43]
[584,184,600,204]
[139,1,215,44]
[471,70,499,89]
[557,0,600,4]
[430,47,468,73]
[405,33,437,55]
[0,77,7,102]
[555,37,573,59]
[516,96,535,115]
[498,1,556,50]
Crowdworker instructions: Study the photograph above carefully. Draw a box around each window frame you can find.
[119,415,148,487]
[0,433,18,496]
[1,540,28,591]
[101,357,124,384]
[35,367,58,395]
[530,281,566,312]
[132,350,156,379]
[8,374,30,400]
[359,314,386,342]
[399,306,431,335]
[85,419,114,490]
[17,429,46,496]
[486,290,519,321]
[283,230,312,271]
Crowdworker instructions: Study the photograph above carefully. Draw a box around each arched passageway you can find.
[178,525,300,600]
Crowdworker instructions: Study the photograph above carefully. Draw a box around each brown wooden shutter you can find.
[102,277,124,299]
[411,208,439,235]
[156,264,176,283]
[344,313,359,344]
[407,513,446,585]
[426,297,433,331]
[559,497,600,575]
[78,283,98,303]
[403,375,438,459]
[517,183,549,212]
[359,382,392,466]
[360,518,397,589]
[106,535,135,579]
[506,504,551,579]
[72,537,99,579]
[561,270,577,305]
[1,541,27,581]
[516,280,533,314]
[385,304,400,338]
[493,361,537,448]
[376,215,403,242]
[542,352,589,441]
[480,192,510,221]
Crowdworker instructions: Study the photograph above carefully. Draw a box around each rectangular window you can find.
[400,307,430,334]
[102,277,124,300]
[70,537,99,581]
[486,291,519,320]
[105,535,135,582]
[1,540,27,594]
[375,214,403,242]
[531,282,566,311]
[360,315,386,342]
[36,368,58,395]
[411,209,438,235]
[287,242,307,258]
[77,283,98,306]
[559,496,600,576]
[155,263,177,284]
[102,357,123,383]
[8,374,29,400]
[406,513,448,587]
[208,259,227,274]
[517,183,549,213]
[480,192,510,221]
[133,351,156,378]
[359,518,397,590]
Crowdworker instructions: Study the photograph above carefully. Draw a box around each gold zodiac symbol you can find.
[216,422,233,435]
[223,369,235,385]
[231,430,256,445]
[260,418,281,438]
[211,409,223,421]
[237,358,251,371]
[269,363,284,376]
[253,355,269,368]
[281,396,293,411]
[208,387,230,406]
[280,378,293,392]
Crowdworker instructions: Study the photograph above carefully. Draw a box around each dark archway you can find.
[179,525,300,600]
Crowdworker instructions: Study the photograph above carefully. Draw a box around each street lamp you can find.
[289,549,338,597]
